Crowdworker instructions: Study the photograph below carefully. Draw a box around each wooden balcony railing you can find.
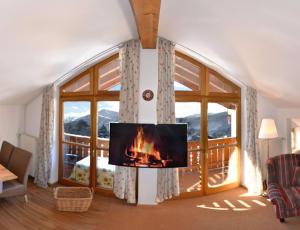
[63,133,237,171]
[184,137,237,174]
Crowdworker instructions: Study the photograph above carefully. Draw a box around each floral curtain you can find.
[245,87,263,194]
[156,38,180,202]
[34,84,54,188]
[113,39,140,204]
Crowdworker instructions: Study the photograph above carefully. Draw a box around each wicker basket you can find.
[54,187,93,212]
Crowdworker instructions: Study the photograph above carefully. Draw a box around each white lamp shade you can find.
[259,119,278,139]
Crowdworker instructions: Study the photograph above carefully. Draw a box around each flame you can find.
[127,127,161,165]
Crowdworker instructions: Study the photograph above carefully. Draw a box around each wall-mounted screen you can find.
[109,123,187,168]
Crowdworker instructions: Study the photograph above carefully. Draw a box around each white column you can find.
[137,48,158,205]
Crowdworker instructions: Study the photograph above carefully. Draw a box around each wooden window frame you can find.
[59,53,120,196]
[175,50,241,198]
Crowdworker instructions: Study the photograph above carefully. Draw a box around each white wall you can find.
[256,98,300,157]
[24,94,43,137]
[277,108,300,153]
[0,105,25,146]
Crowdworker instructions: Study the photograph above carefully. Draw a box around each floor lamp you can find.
[258,118,278,192]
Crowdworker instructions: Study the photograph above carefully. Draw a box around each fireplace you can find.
[109,123,187,168]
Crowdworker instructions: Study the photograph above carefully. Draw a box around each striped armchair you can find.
[267,154,300,222]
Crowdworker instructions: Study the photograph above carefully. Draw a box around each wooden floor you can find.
[0,182,300,230]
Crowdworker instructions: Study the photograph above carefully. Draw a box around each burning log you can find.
[125,127,162,167]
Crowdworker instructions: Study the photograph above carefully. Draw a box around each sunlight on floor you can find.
[209,177,217,184]
[196,198,268,211]
[214,174,221,180]
[252,200,266,206]
[239,192,263,197]
[237,200,251,208]
[213,202,220,207]
[196,205,229,211]
[224,200,235,208]
[187,181,201,192]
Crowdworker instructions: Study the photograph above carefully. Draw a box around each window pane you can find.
[62,73,91,93]
[176,102,201,141]
[98,58,120,91]
[63,101,91,185]
[96,101,119,189]
[97,101,119,138]
[174,55,200,91]
[63,102,91,138]
[176,102,202,193]
[207,102,238,188]
[174,81,192,91]
[208,103,237,139]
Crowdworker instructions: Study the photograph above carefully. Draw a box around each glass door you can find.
[176,102,204,196]
[205,101,240,193]
[61,101,92,186]
[94,101,119,191]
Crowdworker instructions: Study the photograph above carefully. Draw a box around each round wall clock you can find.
[142,89,154,101]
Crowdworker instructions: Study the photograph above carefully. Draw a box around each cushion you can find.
[282,187,300,209]
[0,141,14,167]
[292,166,300,186]
[0,180,26,198]
[8,147,32,184]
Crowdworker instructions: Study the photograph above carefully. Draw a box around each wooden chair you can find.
[0,141,15,167]
[0,147,32,202]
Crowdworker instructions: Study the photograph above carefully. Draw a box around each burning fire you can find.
[127,127,161,165]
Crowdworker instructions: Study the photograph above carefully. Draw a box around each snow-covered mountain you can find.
[64,110,230,140]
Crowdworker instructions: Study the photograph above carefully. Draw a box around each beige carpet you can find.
[0,183,299,230]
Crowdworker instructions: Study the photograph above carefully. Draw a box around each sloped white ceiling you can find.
[1,0,300,107]
[160,0,300,107]
[0,0,137,104]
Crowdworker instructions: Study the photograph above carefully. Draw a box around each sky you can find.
[64,101,120,120]
[173,82,227,117]
[175,102,227,118]
[174,81,192,91]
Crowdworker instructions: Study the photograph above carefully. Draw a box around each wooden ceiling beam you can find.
[130,0,161,49]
